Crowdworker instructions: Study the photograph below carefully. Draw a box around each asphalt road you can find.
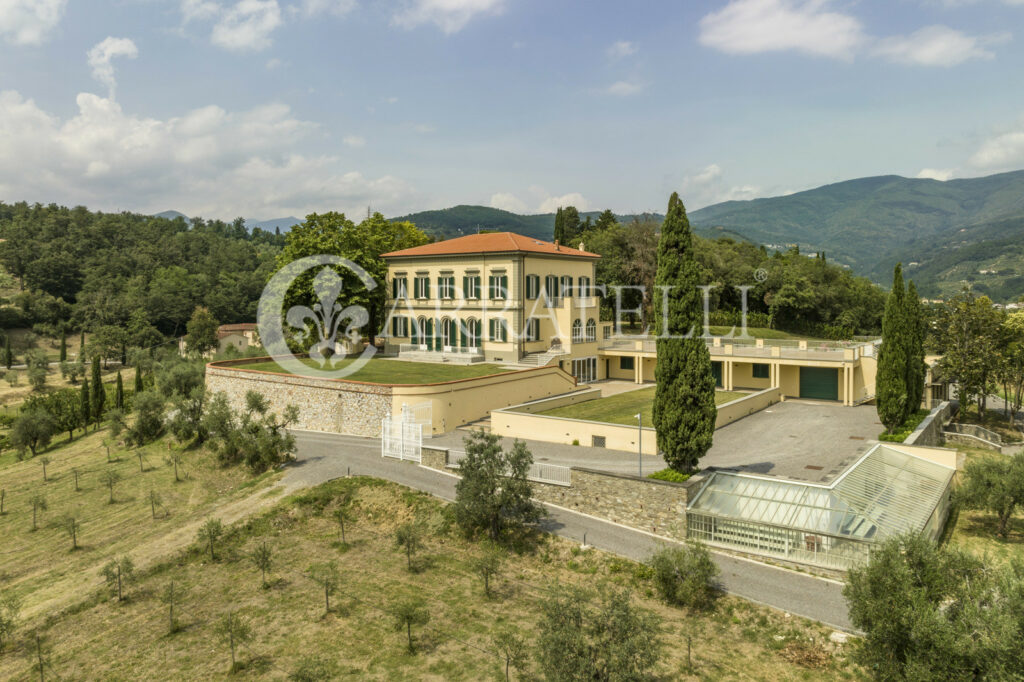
[286,430,854,632]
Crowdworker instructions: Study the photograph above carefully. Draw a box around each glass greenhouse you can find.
[686,444,955,570]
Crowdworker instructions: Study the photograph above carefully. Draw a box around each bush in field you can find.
[647,543,720,610]
[198,518,224,561]
[0,593,21,654]
[101,556,135,601]
[11,408,56,456]
[202,392,298,473]
[289,656,338,681]
[126,390,165,446]
[159,581,188,634]
[167,385,208,444]
[392,598,430,654]
[215,610,253,672]
[4,370,18,387]
[308,562,340,613]
[536,587,662,681]
[253,542,273,588]
[394,522,425,572]
[493,627,528,681]
[27,366,47,391]
[473,543,504,598]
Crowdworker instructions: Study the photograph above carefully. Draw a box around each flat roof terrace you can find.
[599,337,879,362]
[224,357,508,385]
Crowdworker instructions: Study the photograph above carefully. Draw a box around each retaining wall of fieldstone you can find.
[904,401,953,447]
[205,362,392,437]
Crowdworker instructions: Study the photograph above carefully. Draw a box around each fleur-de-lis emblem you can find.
[285,267,369,367]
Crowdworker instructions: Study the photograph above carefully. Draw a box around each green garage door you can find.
[799,367,839,401]
[712,362,723,388]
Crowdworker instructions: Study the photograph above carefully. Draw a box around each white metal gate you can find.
[381,416,422,462]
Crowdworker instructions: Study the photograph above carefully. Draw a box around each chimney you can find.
[554,239,560,250]
[578,242,585,252]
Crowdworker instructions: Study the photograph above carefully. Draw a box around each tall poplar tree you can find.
[877,265,909,432]
[904,281,926,412]
[115,372,125,410]
[652,193,717,472]
[59,335,67,362]
[91,356,105,426]
[134,367,144,394]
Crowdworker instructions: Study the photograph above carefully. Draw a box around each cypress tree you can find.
[3,335,10,369]
[80,378,91,433]
[552,207,565,244]
[877,264,910,433]
[91,356,105,425]
[120,343,127,366]
[115,372,124,410]
[652,193,717,472]
[59,334,67,362]
[79,330,85,355]
[134,367,143,394]
[904,280,926,412]
[562,206,581,242]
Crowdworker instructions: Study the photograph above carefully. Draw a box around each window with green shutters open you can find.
[561,275,573,297]
[488,274,508,299]
[525,317,540,342]
[438,275,455,299]
[525,274,539,299]
[488,318,508,342]
[414,276,430,299]
[392,277,408,299]
[391,316,409,337]
[463,275,481,299]
[578,276,591,297]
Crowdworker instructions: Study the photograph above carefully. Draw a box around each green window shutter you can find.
[501,275,508,298]
[460,322,467,348]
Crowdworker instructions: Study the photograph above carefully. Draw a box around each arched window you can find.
[572,319,583,343]
[586,318,596,342]
[440,317,454,348]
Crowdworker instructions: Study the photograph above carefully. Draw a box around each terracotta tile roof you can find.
[218,323,257,334]
[381,232,599,259]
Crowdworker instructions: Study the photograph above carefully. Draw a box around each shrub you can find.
[878,408,930,442]
[647,468,691,483]
[647,543,719,610]
[289,656,337,681]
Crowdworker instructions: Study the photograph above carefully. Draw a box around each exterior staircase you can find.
[518,348,568,367]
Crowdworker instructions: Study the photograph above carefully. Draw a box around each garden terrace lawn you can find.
[535,387,747,426]
[946,448,1024,567]
[228,357,508,384]
[0,476,864,681]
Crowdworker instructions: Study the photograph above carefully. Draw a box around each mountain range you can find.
[154,210,302,232]
[155,168,1024,301]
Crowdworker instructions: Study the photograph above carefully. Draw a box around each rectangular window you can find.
[392,277,408,299]
[414,276,430,299]
[525,318,540,342]
[391,316,408,337]
[437,275,455,299]
[489,274,508,299]
[463,275,481,299]
[561,275,573,297]
[578,276,591,297]
[753,363,770,379]
[489,318,508,342]
[526,274,539,300]
[619,356,635,370]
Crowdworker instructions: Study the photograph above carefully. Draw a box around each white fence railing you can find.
[445,450,571,487]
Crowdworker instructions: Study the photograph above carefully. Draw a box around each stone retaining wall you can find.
[905,401,953,447]
[418,448,688,541]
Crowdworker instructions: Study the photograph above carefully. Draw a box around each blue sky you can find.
[1,0,1023,221]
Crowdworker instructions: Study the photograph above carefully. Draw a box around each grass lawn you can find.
[0,429,282,621]
[228,357,508,384]
[0,476,862,680]
[946,448,1024,566]
[535,387,747,426]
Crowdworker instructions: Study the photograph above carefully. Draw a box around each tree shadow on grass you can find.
[958,513,1024,545]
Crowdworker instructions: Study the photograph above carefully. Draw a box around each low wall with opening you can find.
[490,387,780,454]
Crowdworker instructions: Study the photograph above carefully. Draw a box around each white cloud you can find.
[607,40,636,59]
[699,0,865,60]
[412,123,435,133]
[489,192,527,213]
[342,134,365,147]
[681,164,762,208]
[392,0,503,34]
[537,192,590,213]
[873,25,1006,66]
[604,80,644,96]
[0,89,412,218]
[292,0,356,17]
[181,0,220,23]
[211,0,283,51]
[0,0,66,45]
[87,37,138,99]
[969,121,1024,170]
[916,168,955,181]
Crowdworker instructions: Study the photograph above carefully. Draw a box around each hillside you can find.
[688,170,1024,286]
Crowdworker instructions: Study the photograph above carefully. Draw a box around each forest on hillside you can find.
[0,202,886,349]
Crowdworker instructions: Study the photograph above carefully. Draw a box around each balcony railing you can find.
[597,335,877,361]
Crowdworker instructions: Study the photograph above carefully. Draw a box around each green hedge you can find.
[878,409,931,442]
[647,468,691,483]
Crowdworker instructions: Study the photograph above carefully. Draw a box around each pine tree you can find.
[59,335,67,362]
[91,356,105,426]
[553,207,565,244]
[904,281,927,412]
[652,193,717,472]
[877,264,910,432]
[134,367,143,394]
[115,372,124,410]
[80,378,91,433]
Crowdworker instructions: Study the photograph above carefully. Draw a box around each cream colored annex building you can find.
[382,232,604,381]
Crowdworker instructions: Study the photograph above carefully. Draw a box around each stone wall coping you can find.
[565,466,691,488]
[208,356,571,389]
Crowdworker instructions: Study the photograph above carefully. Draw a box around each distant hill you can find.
[151,211,301,232]
[154,210,188,220]
[688,170,1024,285]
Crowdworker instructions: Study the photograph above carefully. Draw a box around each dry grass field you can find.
[0,476,864,681]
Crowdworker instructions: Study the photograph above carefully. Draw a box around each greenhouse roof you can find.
[687,444,955,542]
